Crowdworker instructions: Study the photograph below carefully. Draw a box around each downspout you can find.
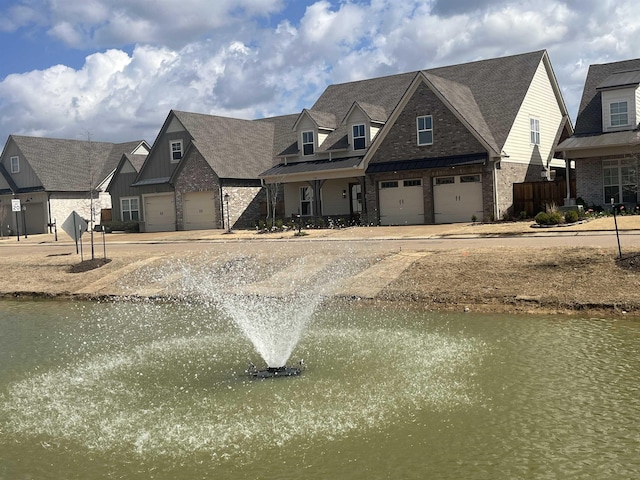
[492,159,499,221]
[219,184,225,230]
[564,152,571,204]
[47,192,52,233]
[261,178,269,221]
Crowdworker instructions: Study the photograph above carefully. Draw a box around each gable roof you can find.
[573,58,640,136]
[276,50,553,159]
[171,110,276,179]
[106,153,148,192]
[5,135,146,192]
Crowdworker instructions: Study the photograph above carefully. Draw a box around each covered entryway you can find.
[143,193,176,232]
[183,191,216,230]
[433,174,483,223]
[378,179,424,225]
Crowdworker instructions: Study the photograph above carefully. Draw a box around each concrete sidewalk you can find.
[1,215,639,246]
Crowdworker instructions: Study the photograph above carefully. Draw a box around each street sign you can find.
[61,211,88,243]
[11,199,20,212]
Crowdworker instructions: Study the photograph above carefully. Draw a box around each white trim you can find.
[352,123,366,150]
[530,117,541,145]
[120,196,140,221]
[169,140,183,163]
[302,131,315,156]
[416,115,433,146]
[10,156,19,173]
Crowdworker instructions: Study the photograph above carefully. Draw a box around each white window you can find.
[300,186,313,215]
[417,116,433,146]
[121,197,140,221]
[10,156,19,173]
[610,101,629,127]
[302,131,314,156]
[530,117,540,145]
[603,158,638,204]
[353,124,366,150]
[170,140,183,163]
[380,181,398,189]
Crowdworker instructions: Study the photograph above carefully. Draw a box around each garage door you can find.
[183,191,216,230]
[433,174,483,224]
[379,179,424,225]
[143,194,176,232]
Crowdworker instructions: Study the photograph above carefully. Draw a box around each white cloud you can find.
[1,0,640,143]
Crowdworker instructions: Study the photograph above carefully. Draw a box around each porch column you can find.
[312,180,323,216]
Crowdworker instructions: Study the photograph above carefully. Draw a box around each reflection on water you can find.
[1,299,639,480]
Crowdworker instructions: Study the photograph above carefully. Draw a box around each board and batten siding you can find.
[502,59,564,168]
[136,116,187,182]
[1,140,41,188]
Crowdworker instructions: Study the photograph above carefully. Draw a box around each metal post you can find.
[15,211,19,242]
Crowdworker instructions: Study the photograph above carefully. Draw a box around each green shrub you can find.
[564,210,579,223]
[548,212,563,225]
[101,220,139,233]
[534,212,550,225]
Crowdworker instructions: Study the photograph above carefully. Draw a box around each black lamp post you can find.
[224,192,231,233]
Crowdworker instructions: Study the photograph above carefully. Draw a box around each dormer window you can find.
[610,101,629,127]
[302,131,315,156]
[417,115,433,146]
[10,156,19,173]
[353,124,366,150]
[170,140,183,163]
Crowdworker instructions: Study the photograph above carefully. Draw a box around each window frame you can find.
[170,140,183,163]
[609,101,629,127]
[120,197,140,222]
[302,131,315,156]
[352,124,366,150]
[530,117,540,145]
[416,115,433,146]
[603,158,638,204]
[10,156,19,173]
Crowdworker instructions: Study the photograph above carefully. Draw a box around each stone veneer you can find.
[174,149,267,230]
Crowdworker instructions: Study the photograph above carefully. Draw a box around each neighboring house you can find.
[261,50,573,224]
[106,153,148,224]
[124,110,279,232]
[556,58,640,209]
[0,135,148,236]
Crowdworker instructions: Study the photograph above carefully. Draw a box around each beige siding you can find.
[284,183,305,217]
[601,88,636,132]
[502,60,563,168]
[321,179,352,216]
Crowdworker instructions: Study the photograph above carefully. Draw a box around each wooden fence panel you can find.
[513,180,576,217]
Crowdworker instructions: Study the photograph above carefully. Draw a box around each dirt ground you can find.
[1,217,640,317]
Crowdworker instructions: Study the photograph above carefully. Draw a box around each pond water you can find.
[1,299,639,479]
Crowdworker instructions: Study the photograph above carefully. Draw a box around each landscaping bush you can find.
[548,211,563,225]
[534,212,550,225]
[101,220,140,233]
[564,210,579,223]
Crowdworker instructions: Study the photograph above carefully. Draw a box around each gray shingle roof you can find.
[172,110,276,179]
[9,135,145,192]
[574,58,640,136]
[278,50,547,156]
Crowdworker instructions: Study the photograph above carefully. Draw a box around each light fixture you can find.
[342,190,347,199]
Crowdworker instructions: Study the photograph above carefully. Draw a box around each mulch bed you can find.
[68,258,112,273]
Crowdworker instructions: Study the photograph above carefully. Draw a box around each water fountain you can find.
[3,247,640,479]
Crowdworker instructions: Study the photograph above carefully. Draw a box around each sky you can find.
[0,0,638,145]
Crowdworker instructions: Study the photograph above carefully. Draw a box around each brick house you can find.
[556,58,640,209]
[261,50,573,224]
[110,110,281,231]
[0,135,148,236]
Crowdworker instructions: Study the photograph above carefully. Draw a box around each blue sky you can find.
[0,0,639,144]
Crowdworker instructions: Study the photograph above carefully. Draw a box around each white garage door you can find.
[183,191,216,230]
[433,174,483,224]
[379,179,424,225]
[144,194,176,232]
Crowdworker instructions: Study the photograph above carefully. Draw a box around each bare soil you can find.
[1,241,639,317]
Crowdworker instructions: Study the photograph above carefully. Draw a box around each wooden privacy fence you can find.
[513,179,576,217]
